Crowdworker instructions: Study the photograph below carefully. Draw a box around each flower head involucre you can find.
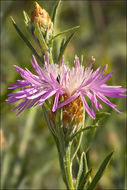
[6,55,126,119]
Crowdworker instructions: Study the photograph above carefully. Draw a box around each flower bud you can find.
[31,2,53,40]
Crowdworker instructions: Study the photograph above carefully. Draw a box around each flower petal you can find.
[37,89,57,105]
[57,92,79,109]
[80,93,95,119]
[52,92,60,112]
[27,89,49,99]
[96,92,122,113]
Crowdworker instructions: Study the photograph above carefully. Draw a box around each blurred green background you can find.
[1,0,126,189]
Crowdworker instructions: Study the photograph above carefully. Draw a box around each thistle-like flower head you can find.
[7,55,126,121]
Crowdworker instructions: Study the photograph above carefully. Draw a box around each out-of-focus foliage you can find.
[1,1,126,189]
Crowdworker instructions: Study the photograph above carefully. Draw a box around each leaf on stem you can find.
[10,17,44,64]
[65,118,76,137]
[83,112,110,152]
[71,132,83,162]
[52,26,80,40]
[23,10,30,26]
[76,152,92,190]
[34,23,48,51]
[42,105,55,136]
[60,38,65,52]
[87,151,114,190]
[93,112,111,124]
[71,125,100,140]
[51,0,61,25]
[58,32,75,63]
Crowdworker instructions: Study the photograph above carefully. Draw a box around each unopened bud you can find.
[31,2,53,39]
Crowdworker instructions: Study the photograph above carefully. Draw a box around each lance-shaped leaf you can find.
[42,105,56,137]
[71,125,100,140]
[34,23,48,51]
[52,26,80,40]
[10,17,44,64]
[23,10,30,26]
[83,112,110,152]
[76,152,92,190]
[51,0,61,25]
[71,132,83,162]
[23,11,34,34]
[59,38,65,53]
[87,151,114,190]
[65,118,76,137]
[58,32,74,62]
[93,112,111,124]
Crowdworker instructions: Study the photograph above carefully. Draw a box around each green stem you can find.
[54,138,67,185]
[84,152,92,184]
[54,130,74,190]
[49,47,53,64]
[78,143,92,185]
[63,141,74,190]
[71,132,83,162]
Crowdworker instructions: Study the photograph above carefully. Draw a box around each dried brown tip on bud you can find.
[31,1,53,30]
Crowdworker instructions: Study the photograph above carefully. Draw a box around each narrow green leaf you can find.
[66,118,76,137]
[72,125,100,140]
[79,169,92,190]
[87,151,114,190]
[42,105,58,138]
[71,132,83,161]
[10,17,44,64]
[42,105,54,135]
[34,23,48,51]
[58,32,74,62]
[23,10,30,25]
[83,126,97,152]
[51,0,61,25]
[23,10,34,34]
[94,112,111,125]
[52,26,80,40]
[76,152,92,190]
[42,105,50,126]
[60,38,65,53]
[96,112,111,118]
[82,112,110,152]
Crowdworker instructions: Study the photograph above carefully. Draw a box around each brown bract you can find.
[62,94,84,125]
[50,94,84,126]
[31,2,53,30]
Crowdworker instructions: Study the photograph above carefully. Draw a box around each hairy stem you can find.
[63,141,74,190]
[71,132,83,162]
[54,133,74,190]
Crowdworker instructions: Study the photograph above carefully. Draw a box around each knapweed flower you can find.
[6,55,126,123]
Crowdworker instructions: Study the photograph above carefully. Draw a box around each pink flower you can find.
[6,55,126,118]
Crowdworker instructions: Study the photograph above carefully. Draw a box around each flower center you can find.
[62,94,84,125]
